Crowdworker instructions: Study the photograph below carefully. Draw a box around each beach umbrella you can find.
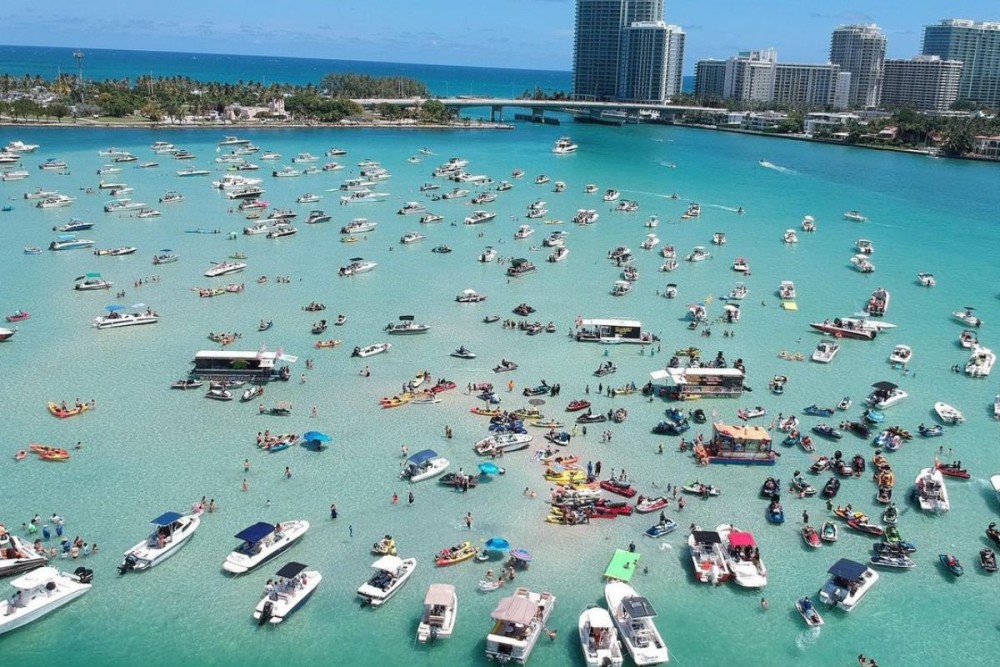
[478,462,500,475]
[509,548,532,562]
[302,431,331,443]
[528,398,545,406]
[105,304,125,312]
[484,537,510,551]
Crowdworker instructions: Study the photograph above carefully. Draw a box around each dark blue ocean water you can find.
[0,44,694,96]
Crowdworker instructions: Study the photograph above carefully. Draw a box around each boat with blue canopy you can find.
[223,520,310,575]
[118,511,201,573]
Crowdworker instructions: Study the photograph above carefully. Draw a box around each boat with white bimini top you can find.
[416,583,458,643]
[223,520,310,575]
[579,605,624,667]
[357,555,417,607]
[456,288,487,303]
[118,511,201,573]
[485,587,556,664]
[0,566,93,636]
[252,561,321,625]
[604,581,668,665]
[400,449,450,482]
[819,558,878,612]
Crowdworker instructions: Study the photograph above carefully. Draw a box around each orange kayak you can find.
[47,402,91,419]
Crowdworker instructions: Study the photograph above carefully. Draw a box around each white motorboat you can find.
[611,280,632,297]
[514,224,535,240]
[36,194,75,208]
[474,433,533,456]
[712,232,726,246]
[204,261,247,277]
[603,189,620,202]
[965,345,996,378]
[573,209,599,225]
[933,401,964,424]
[1,169,30,181]
[338,259,378,277]
[252,561,321,624]
[991,474,1000,503]
[93,309,159,329]
[451,346,476,359]
[716,524,767,588]
[223,520,310,575]
[685,246,710,262]
[640,234,659,250]
[0,531,47,577]
[400,449,450,482]
[953,308,982,327]
[351,342,391,358]
[783,229,798,244]
[838,316,896,332]
[733,257,750,274]
[994,395,1000,421]
[266,224,297,239]
[851,254,875,273]
[0,566,92,636]
[664,283,678,299]
[24,187,57,200]
[856,239,874,254]
[465,210,496,225]
[416,583,458,643]
[548,246,569,263]
[867,383,907,409]
[49,236,95,251]
[272,166,301,178]
[645,215,659,228]
[357,555,417,607]
[398,201,427,215]
[579,606,624,667]
[865,287,890,317]
[6,140,39,153]
[843,210,867,222]
[687,529,731,585]
[543,231,567,247]
[291,152,319,163]
[74,272,112,291]
[118,511,201,573]
[456,289,487,303]
[225,185,265,200]
[819,558,878,612]
[728,282,748,300]
[801,215,816,232]
[385,316,430,335]
[340,188,389,204]
[553,136,578,154]
[341,218,377,234]
[399,231,425,245]
[889,344,912,367]
[219,136,251,147]
[917,272,936,287]
[913,467,950,513]
[305,210,331,224]
[604,581,668,665]
[812,339,840,364]
[485,587,556,664]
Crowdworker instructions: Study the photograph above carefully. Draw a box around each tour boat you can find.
[485,587,556,663]
[223,520,310,575]
[579,606,624,667]
[417,583,458,643]
[357,555,417,607]
[0,566,92,636]
[252,561,321,624]
[604,581,667,665]
[118,511,201,573]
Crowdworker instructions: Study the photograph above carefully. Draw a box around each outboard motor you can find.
[118,553,137,575]
[258,601,273,625]
[73,567,94,584]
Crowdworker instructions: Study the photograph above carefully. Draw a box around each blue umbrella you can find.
[484,537,510,551]
[302,431,331,442]
[478,462,500,475]
[105,304,126,312]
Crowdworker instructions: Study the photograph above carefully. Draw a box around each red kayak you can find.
[566,400,591,412]
[599,479,637,498]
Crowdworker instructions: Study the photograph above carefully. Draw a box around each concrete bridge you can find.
[352,97,725,123]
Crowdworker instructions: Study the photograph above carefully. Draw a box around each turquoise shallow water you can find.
[2,122,999,666]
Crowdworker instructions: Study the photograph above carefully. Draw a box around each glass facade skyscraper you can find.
[922,19,1000,106]
[829,24,886,109]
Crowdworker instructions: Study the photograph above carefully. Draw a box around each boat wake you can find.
[657,161,677,169]
[795,627,822,649]
[658,542,673,551]
[758,160,795,174]
[708,204,742,212]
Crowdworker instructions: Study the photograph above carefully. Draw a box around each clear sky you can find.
[0,1,993,73]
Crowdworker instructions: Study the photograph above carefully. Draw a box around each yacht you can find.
[603,189,620,202]
[0,169,29,181]
[104,199,147,213]
[552,136,579,154]
[150,141,176,153]
[36,194,75,209]
[914,467,950,513]
[811,339,840,364]
[416,583,458,643]
[843,210,867,222]
[399,231,425,245]
[464,210,497,225]
[24,187,57,200]
[118,511,201,572]
[213,173,263,189]
[252,562,321,624]
[965,345,996,378]
[205,261,247,277]
[716,524,767,588]
[38,158,68,171]
[398,201,427,215]
[0,567,92,636]
[49,236,95,251]
[485,587,556,664]
[272,166,301,178]
[219,136,251,147]
[291,152,319,163]
[579,606,624,667]
[225,185,265,200]
[93,308,159,329]
[5,140,39,153]
[819,559,878,612]
[341,218,377,234]
[0,530,47,577]
[357,555,417,607]
[604,581,668,665]
[176,167,210,177]
[338,258,377,277]
[53,219,93,233]
[260,152,282,161]
[223,520,310,575]
[74,273,112,291]
[341,177,377,191]
[386,315,430,334]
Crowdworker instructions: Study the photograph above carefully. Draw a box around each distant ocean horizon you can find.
[0,44,694,97]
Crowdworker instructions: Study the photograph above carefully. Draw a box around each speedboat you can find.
[783,229,798,244]
[867,383,907,409]
[843,210,867,222]
[451,346,476,359]
[357,555,417,607]
[778,280,796,300]
[579,606,624,667]
[917,272,936,287]
[812,339,840,363]
[204,261,247,278]
[399,231,425,245]
[417,583,458,643]
[819,558,878,611]
[687,529,731,585]
[604,581,668,665]
[933,401,964,424]
[914,467,950,513]
[223,520,310,575]
[49,236,95,251]
[851,254,875,273]
[553,136,578,154]
[685,246,710,262]
[400,449,450,482]
[385,316,430,335]
[252,562,321,624]
[0,566,92,636]
[801,215,817,232]
[889,344,912,367]
[953,308,982,328]
[341,218,377,234]
[965,345,996,378]
[74,272,112,291]
[464,210,496,225]
[351,342,390,358]
[717,524,767,588]
[795,597,823,627]
[118,511,201,573]
[0,530,47,577]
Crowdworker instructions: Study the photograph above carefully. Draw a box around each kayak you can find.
[435,541,478,567]
[48,402,91,419]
